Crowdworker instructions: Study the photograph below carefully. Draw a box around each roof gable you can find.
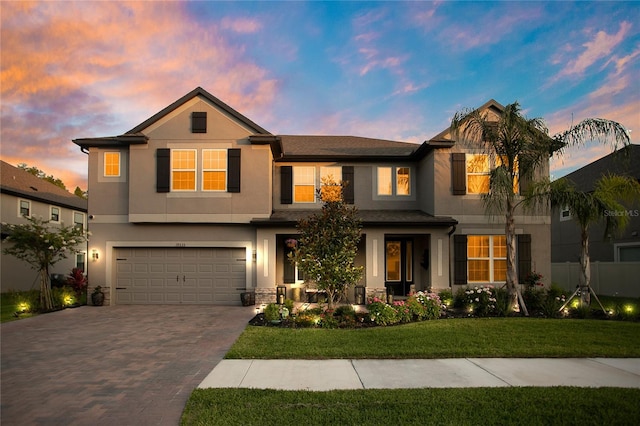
[0,161,87,211]
[126,87,271,136]
[428,99,505,143]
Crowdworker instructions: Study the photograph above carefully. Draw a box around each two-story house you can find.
[73,87,550,305]
[1,160,88,292]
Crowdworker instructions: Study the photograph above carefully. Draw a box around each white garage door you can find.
[114,247,246,305]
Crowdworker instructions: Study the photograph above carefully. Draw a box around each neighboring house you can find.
[0,160,88,292]
[551,144,640,263]
[73,87,550,305]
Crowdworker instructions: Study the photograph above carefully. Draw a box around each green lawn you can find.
[182,387,640,426]
[226,317,640,359]
[184,319,640,425]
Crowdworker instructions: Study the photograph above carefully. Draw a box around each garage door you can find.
[114,247,246,305]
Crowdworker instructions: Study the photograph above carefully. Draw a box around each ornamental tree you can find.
[289,177,364,309]
[2,216,87,311]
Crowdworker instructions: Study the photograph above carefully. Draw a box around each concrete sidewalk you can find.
[199,358,640,391]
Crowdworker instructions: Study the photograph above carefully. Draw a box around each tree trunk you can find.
[505,204,528,315]
[39,267,54,311]
[579,226,591,306]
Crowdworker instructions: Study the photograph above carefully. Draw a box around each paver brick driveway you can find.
[1,305,256,425]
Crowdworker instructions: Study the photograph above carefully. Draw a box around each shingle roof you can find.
[561,144,640,191]
[252,209,457,227]
[278,135,421,159]
[0,161,87,211]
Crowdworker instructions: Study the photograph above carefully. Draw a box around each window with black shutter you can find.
[452,153,466,195]
[156,148,170,193]
[227,149,241,193]
[281,166,293,204]
[342,166,354,204]
[517,234,532,283]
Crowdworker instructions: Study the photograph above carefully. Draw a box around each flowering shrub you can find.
[464,286,497,317]
[391,300,412,323]
[366,298,399,326]
[67,268,88,298]
[523,271,544,289]
[413,291,444,320]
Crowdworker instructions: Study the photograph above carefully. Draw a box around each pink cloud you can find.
[0,1,278,190]
[557,21,632,78]
[220,17,262,34]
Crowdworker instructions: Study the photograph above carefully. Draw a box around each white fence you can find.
[551,262,640,298]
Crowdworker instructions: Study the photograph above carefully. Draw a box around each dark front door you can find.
[385,239,413,297]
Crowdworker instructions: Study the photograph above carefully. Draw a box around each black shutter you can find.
[192,112,207,133]
[518,172,531,195]
[227,149,241,193]
[342,166,354,204]
[283,246,295,283]
[517,234,532,283]
[452,153,466,195]
[453,234,468,285]
[281,166,293,204]
[156,149,170,193]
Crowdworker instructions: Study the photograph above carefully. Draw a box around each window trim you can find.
[18,199,31,218]
[293,166,316,204]
[50,206,61,223]
[75,252,86,272]
[376,166,412,197]
[201,149,227,192]
[560,206,572,221]
[103,151,121,177]
[73,211,85,232]
[467,235,506,283]
[614,242,640,262]
[171,149,197,192]
[466,154,490,195]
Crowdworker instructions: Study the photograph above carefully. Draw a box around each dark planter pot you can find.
[91,292,105,306]
[240,292,255,306]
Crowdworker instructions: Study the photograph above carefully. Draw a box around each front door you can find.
[385,239,413,297]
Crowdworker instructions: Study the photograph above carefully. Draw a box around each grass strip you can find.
[226,318,640,359]
[181,387,640,426]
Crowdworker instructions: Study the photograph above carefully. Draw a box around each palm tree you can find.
[451,102,553,314]
[451,102,631,314]
[529,174,640,306]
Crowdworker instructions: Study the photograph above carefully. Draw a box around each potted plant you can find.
[91,286,105,306]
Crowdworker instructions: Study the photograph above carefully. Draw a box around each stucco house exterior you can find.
[551,144,640,263]
[73,87,550,305]
[1,160,88,292]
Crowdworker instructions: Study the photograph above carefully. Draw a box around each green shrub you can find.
[438,289,453,308]
[284,299,294,315]
[464,286,497,317]
[367,301,399,326]
[264,303,281,322]
[8,289,40,313]
[494,287,511,317]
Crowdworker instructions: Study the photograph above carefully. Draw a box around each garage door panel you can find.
[115,247,245,305]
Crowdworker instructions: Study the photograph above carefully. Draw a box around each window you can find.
[76,253,86,272]
[74,212,85,232]
[320,167,342,201]
[560,206,572,221]
[377,167,393,195]
[50,206,60,222]
[397,167,410,195]
[104,152,120,177]
[294,167,316,203]
[192,112,207,133]
[466,154,490,194]
[202,149,226,191]
[171,149,196,191]
[467,235,506,282]
[496,155,519,193]
[377,166,411,196]
[19,199,30,217]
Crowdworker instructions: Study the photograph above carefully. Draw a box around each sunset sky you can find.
[1,1,638,192]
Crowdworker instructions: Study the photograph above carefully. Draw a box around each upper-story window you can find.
[377,166,411,196]
[294,166,316,203]
[202,149,227,191]
[560,206,572,221]
[171,149,197,191]
[104,152,121,177]
[50,206,60,222]
[19,199,31,217]
[320,166,342,201]
[74,212,85,232]
[466,154,490,194]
